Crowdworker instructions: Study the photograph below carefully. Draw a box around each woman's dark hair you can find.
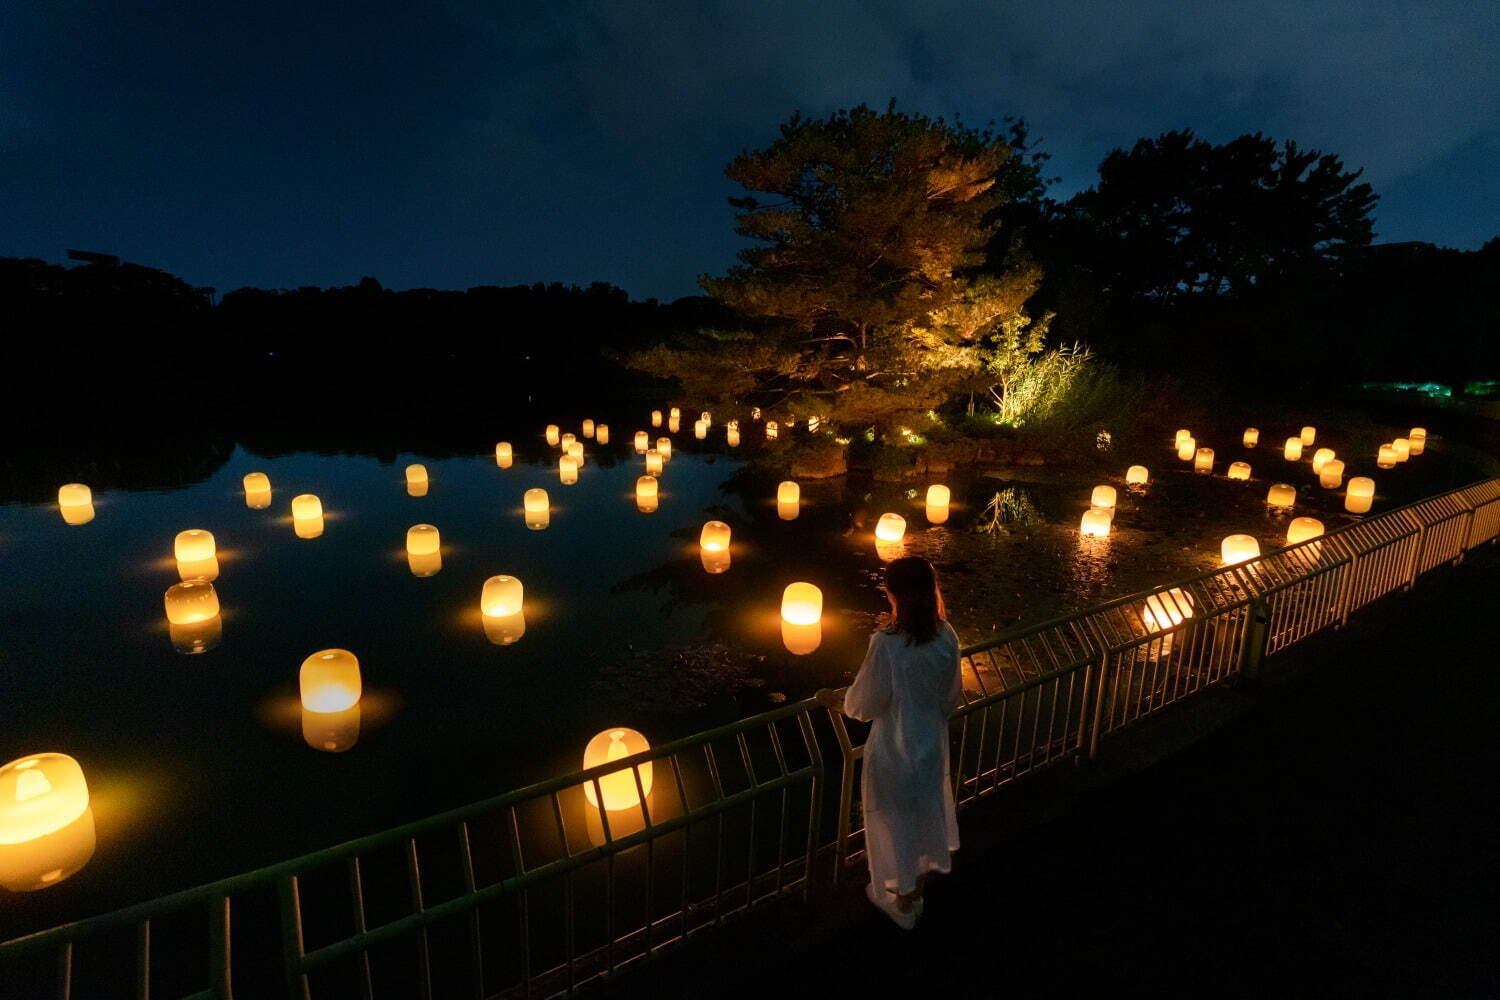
[883,556,946,645]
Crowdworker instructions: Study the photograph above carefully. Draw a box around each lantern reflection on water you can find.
[294,515,325,539]
[524,488,550,530]
[1227,461,1251,481]
[1243,428,1259,447]
[1346,477,1375,514]
[0,753,95,891]
[1125,465,1149,486]
[1283,438,1303,461]
[302,704,360,753]
[299,649,362,713]
[1091,485,1117,510]
[926,484,951,523]
[170,614,222,654]
[1220,534,1260,566]
[495,442,512,468]
[164,579,219,624]
[483,611,526,645]
[582,728,654,812]
[61,503,95,525]
[700,549,732,574]
[1319,460,1345,489]
[407,550,442,578]
[1266,483,1296,508]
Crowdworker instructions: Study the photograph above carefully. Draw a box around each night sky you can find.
[5,1,1496,300]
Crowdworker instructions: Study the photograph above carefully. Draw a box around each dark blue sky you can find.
[5,1,1496,300]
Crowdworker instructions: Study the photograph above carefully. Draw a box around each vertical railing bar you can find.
[403,839,433,1000]
[56,942,72,1000]
[346,857,375,1000]
[796,708,824,896]
[135,919,150,1000]
[457,821,485,1000]
[209,896,232,1000]
[277,876,311,1000]
[774,783,789,893]
[544,793,577,993]
[504,806,531,999]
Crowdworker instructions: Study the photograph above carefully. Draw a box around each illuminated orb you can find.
[1220,534,1261,566]
[766,421,779,440]
[875,513,906,542]
[1125,466,1149,486]
[595,424,610,445]
[559,455,578,485]
[781,582,823,626]
[292,494,323,520]
[1227,461,1251,481]
[1311,448,1336,474]
[1079,508,1112,538]
[406,523,440,556]
[495,442,513,467]
[645,449,663,476]
[174,529,216,563]
[926,484,951,524]
[582,728,653,812]
[634,431,649,453]
[1283,438,1303,461]
[669,407,681,420]
[481,575,524,617]
[727,427,740,447]
[1286,517,1325,546]
[1299,426,1316,447]
[243,472,271,495]
[0,754,90,845]
[657,438,672,461]
[1392,438,1411,462]
[694,420,707,440]
[651,410,663,428]
[405,464,428,487]
[1319,460,1345,489]
[1194,448,1214,474]
[545,425,560,446]
[777,481,800,506]
[57,484,91,508]
[1091,485,1117,509]
[1376,444,1397,469]
[164,579,220,625]
[582,419,595,439]
[1346,477,1375,514]
[1266,483,1296,508]
[299,649,362,713]
[700,520,731,553]
[1176,436,1196,461]
[1243,428,1259,448]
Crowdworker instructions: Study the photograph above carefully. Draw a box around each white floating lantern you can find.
[1174,429,1192,446]
[582,728,653,811]
[694,420,707,440]
[243,472,271,499]
[651,410,663,427]
[524,488,550,529]
[765,421,778,440]
[1091,485,1117,509]
[1194,448,1214,474]
[1376,444,1397,469]
[1286,517,1325,546]
[1177,436,1196,461]
[700,521,731,553]
[0,753,90,847]
[925,484,951,524]
[1227,461,1251,481]
[781,582,822,626]
[481,575,524,617]
[1266,483,1296,508]
[700,411,712,426]
[1221,534,1260,566]
[1346,477,1375,514]
[1141,588,1195,632]
[875,513,907,542]
[406,523,440,556]
[636,475,659,512]
[300,649,362,713]
[1243,428,1259,448]
[1392,438,1411,462]
[668,415,681,433]
[1283,438,1303,461]
[174,529,216,563]
[1311,448,1336,474]
[292,494,323,520]
[495,442,512,468]
[405,464,428,488]
[57,483,91,508]
[657,438,672,461]
[635,431,649,453]
[582,419,595,439]
[1408,431,1425,456]
[1079,508,1112,538]
[596,425,610,445]
[164,579,219,624]
[545,425,560,446]
[1410,426,1427,441]
[1300,426,1316,446]
[565,441,584,464]
[1125,466,1149,486]
[727,426,740,447]
[778,481,800,506]
[1319,459,1345,489]
[560,433,576,451]
[559,455,578,484]
[645,449,663,476]
[669,407,681,420]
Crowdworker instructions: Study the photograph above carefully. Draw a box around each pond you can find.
[2,408,1492,937]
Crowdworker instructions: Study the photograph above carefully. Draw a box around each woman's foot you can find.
[866,882,918,930]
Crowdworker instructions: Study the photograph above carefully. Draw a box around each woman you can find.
[817,556,962,930]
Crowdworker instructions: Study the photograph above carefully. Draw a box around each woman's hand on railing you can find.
[815,687,845,715]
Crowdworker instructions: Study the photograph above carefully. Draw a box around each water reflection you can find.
[700,548,731,574]
[0,807,96,892]
[407,550,442,578]
[482,611,526,645]
[294,514,325,539]
[524,509,550,530]
[60,503,96,525]
[874,538,905,562]
[407,480,429,497]
[777,499,799,521]
[781,620,822,655]
[301,704,361,753]
[176,554,220,582]
[245,487,272,509]
[170,615,222,654]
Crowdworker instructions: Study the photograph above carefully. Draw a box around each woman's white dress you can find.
[844,621,963,896]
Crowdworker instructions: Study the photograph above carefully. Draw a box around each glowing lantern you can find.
[495,442,513,468]
[1177,436,1196,461]
[669,407,681,420]
[656,438,672,461]
[808,416,820,433]
[651,410,663,427]
[1194,448,1214,474]
[1283,438,1303,461]
[701,549,732,574]
[243,471,271,500]
[546,425,560,446]
[481,575,524,617]
[668,415,681,434]
[560,433,576,451]
[302,705,360,753]
[0,754,90,847]
[565,441,584,464]
[778,481,800,506]
[1243,428,1259,447]
[1392,438,1411,462]
[164,579,219,624]
[635,431,649,453]
[1125,466,1149,486]
[582,419,595,439]
[636,475,659,513]
[174,529,216,563]
[1174,429,1192,446]
[1408,432,1425,456]
[292,494,323,520]
[406,464,428,489]
[1091,485,1117,509]
[875,513,907,542]
[781,582,822,626]
[582,728,654,811]
[596,425,610,445]
[58,484,91,508]
[700,520,732,552]
[406,524,440,556]
[645,449,663,476]
[407,550,441,578]
[559,455,578,484]
[1346,477,1375,514]
[1410,427,1427,441]
[1266,483,1296,508]
[766,421,778,440]
[1220,534,1260,566]
[727,426,740,447]
[1319,460,1345,489]
[926,484,951,524]
[694,420,707,440]
[299,649,362,713]
[1142,588,1195,632]
[1227,461,1251,481]
[0,796,94,891]
[1311,448,1336,474]
[1286,517,1324,546]
[1297,426,1315,446]
[1079,508,1112,538]
[1376,444,1397,469]
[295,515,324,539]
[524,488,550,530]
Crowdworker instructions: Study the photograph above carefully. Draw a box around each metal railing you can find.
[4,478,1497,999]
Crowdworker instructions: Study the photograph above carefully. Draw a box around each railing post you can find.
[1336,550,1357,627]
[1076,621,1110,760]
[1241,595,1271,683]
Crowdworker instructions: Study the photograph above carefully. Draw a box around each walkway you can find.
[595,548,1500,999]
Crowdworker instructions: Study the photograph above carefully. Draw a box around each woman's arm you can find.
[841,634,891,722]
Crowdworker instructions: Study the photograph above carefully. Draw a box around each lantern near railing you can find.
[875,513,906,542]
[635,431,649,453]
[559,456,578,484]
[300,649,361,714]
[1126,465,1149,486]
[582,728,653,812]
[1243,428,1259,447]
[1408,427,1427,455]
[406,524,440,556]
[582,419,595,439]
[651,410,663,427]
[596,425,610,445]
[1392,438,1411,462]
[1176,436,1196,461]
[1266,483,1296,508]
[657,438,672,461]
[524,488,550,530]
[1079,508,1112,538]
[1227,461,1251,481]
[481,574,524,618]
[174,529,216,564]
[727,426,740,447]
[1091,485,1117,509]
[781,582,822,626]
[645,449,663,476]
[694,420,707,440]
[1220,534,1260,566]
[926,484,951,524]
[0,752,95,891]
[1346,477,1375,514]
[700,521,731,553]
[164,579,219,624]
[1286,516,1324,546]
[765,421,779,440]
[545,425,561,446]
[495,442,513,469]
[1283,438,1303,461]
[292,494,323,520]
[636,475,659,512]
[1141,587,1194,632]
[670,407,681,420]
[1376,444,1397,469]
[1194,448,1214,474]
[1319,459,1345,489]
[1311,448,1336,474]
[1299,426,1316,446]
